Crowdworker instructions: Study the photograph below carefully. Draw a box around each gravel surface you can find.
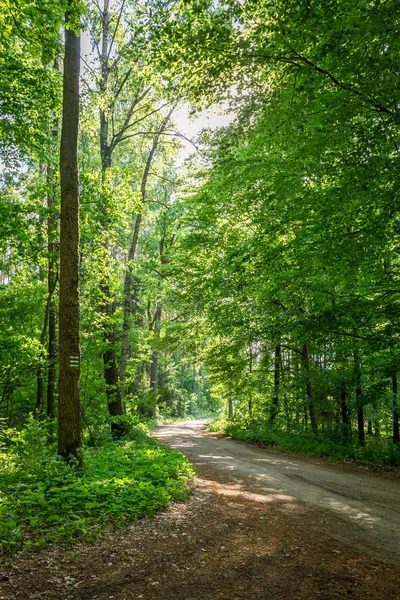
[1,419,399,599]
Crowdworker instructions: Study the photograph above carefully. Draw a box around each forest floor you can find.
[1,419,400,600]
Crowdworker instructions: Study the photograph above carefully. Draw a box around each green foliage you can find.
[208,419,400,467]
[0,420,194,558]
[0,0,64,160]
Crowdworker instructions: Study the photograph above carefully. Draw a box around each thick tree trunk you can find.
[57,4,82,459]
[301,342,318,434]
[269,344,281,423]
[393,373,399,444]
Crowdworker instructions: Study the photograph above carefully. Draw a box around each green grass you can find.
[208,418,400,467]
[0,418,195,558]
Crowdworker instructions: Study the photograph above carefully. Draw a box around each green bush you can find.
[0,421,194,558]
[208,418,400,466]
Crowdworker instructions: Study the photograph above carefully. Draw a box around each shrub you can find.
[0,423,194,558]
[207,418,400,467]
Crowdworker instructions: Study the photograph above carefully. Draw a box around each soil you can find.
[1,420,399,600]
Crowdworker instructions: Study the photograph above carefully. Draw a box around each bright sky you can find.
[174,104,234,163]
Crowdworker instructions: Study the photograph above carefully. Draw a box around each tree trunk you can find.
[35,368,44,415]
[47,299,56,419]
[57,2,82,459]
[340,382,350,439]
[228,399,234,420]
[120,107,176,396]
[149,300,162,418]
[393,373,399,444]
[96,0,125,427]
[301,342,317,434]
[354,348,364,445]
[120,213,142,389]
[46,115,58,420]
[270,344,281,423]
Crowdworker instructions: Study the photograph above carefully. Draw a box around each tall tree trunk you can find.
[354,347,364,445]
[120,213,142,389]
[35,368,44,415]
[393,373,399,444]
[193,365,197,395]
[35,161,59,419]
[301,342,317,434]
[248,345,253,416]
[46,115,59,419]
[120,107,176,396]
[340,382,350,439]
[149,300,162,418]
[228,399,234,420]
[58,2,82,459]
[35,164,46,416]
[97,0,125,426]
[47,296,56,419]
[269,344,281,423]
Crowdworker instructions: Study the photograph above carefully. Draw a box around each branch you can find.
[106,0,126,62]
[285,45,396,118]
[110,86,152,150]
[332,331,375,341]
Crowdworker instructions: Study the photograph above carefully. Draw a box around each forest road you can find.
[3,419,400,600]
[153,419,400,564]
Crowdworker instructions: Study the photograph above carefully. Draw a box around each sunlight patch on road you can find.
[253,457,299,470]
[325,499,377,527]
[206,479,298,510]
[198,454,234,460]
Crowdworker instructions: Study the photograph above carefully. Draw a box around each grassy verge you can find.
[208,418,400,467]
[0,418,195,559]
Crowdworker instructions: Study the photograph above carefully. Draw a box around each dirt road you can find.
[153,419,400,562]
[2,419,400,599]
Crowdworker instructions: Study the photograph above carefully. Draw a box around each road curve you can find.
[153,419,400,563]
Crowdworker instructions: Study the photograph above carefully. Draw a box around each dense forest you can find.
[1,0,400,554]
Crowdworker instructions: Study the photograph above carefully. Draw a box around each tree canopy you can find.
[1,0,400,552]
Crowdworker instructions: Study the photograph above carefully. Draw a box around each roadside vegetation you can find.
[208,419,400,467]
[0,416,194,558]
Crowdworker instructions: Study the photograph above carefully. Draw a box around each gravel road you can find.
[153,419,400,563]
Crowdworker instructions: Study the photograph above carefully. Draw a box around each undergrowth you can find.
[208,418,400,467]
[0,416,195,559]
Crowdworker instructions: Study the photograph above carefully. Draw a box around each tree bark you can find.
[340,381,350,439]
[228,398,234,420]
[46,116,59,419]
[393,373,399,444]
[149,300,162,418]
[301,342,317,434]
[354,347,365,445]
[57,2,82,459]
[269,344,281,423]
